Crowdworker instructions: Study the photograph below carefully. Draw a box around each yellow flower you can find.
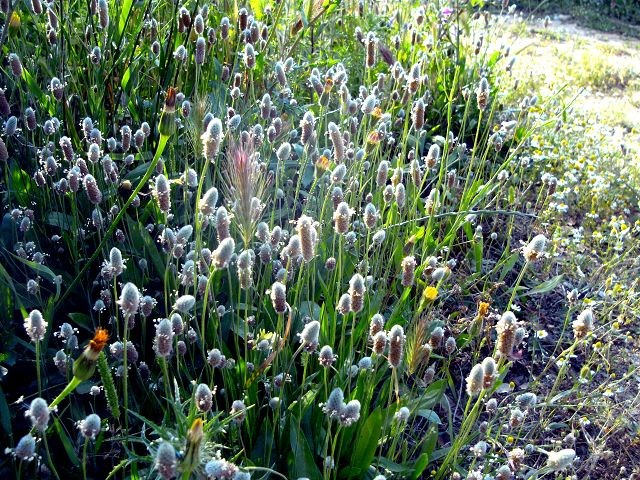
[478,301,490,318]
[422,286,438,302]
[9,12,20,30]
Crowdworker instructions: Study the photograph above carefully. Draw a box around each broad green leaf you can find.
[0,384,11,434]
[22,68,47,106]
[68,312,93,332]
[0,214,13,249]
[412,452,430,480]
[411,379,446,411]
[249,0,266,19]
[498,251,520,282]
[118,0,134,37]
[289,420,322,480]
[376,457,413,474]
[346,408,383,479]
[525,274,564,296]
[288,390,318,414]
[487,50,501,68]
[76,381,98,394]
[415,409,441,424]
[547,422,569,430]
[126,217,166,276]
[0,259,17,295]
[421,424,439,457]
[11,168,32,205]
[121,66,131,91]
[54,417,80,466]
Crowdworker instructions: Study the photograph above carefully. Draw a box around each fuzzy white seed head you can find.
[24,310,47,342]
[118,282,140,316]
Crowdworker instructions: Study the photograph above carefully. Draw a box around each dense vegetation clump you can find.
[1,0,639,479]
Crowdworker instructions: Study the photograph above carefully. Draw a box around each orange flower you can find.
[89,328,109,354]
[73,328,109,381]
[164,87,177,111]
[315,155,331,173]
[367,131,382,145]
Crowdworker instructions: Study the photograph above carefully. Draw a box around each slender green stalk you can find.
[35,341,41,397]
[122,313,130,430]
[82,438,89,480]
[49,376,82,410]
[42,434,61,480]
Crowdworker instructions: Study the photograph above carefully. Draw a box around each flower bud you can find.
[195,384,213,412]
[213,237,235,269]
[296,215,317,263]
[388,325,405,368]
[8,53,23,77]
[230,399,246,423]
[270,281,287,314]
[78,413,101,439]
[155,174,171,213]
[299,320,320,352]
[26,397,50,432]
[24,309,47,342]
[572,308,594,339]
[411,98,425,130]
[173,295,195,313]
[401,256,416,287]
[327,122,344,163]
[481,357,497,389]
[362,203,378,229]
[340,399,361,426]
[195,37,206,65]
[154,318,174,358]
[158,87,177,137]
[13,434,36,461]
[496,311,517,358]
[546,449,576,471]
[333,202,353,235]
[476,77,490,111]
[319,345,336,367]
[337,293,351,315]
[215,206,230,241]
[466,363,484,396]
[348,273,366,313]
[523,234,547,262]
[323,388,344,420]
[155,442,177,480]
[118,282,140,316]
[98,0,109,29]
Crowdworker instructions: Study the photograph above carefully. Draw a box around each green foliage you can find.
[1,0,638,479]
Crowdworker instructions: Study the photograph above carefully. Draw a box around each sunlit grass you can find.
[0,0,639,479]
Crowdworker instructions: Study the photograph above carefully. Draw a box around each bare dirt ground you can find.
[505,13,640,151]
[497,13,640,478]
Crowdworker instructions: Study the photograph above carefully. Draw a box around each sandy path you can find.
[505,13,640,148]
